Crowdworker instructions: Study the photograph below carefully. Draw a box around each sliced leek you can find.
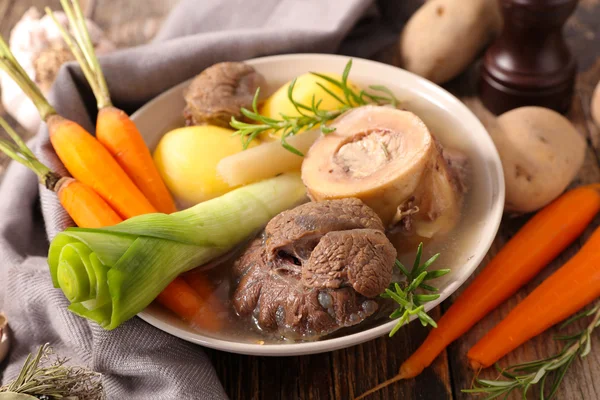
[48,173,307,329]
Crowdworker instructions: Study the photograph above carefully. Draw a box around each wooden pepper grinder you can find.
[479,0,579,115]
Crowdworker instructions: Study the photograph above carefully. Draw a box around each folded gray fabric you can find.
[0,0,409,398]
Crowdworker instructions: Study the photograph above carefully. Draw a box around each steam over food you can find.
[232,198,396,338]
[302,106,465,238]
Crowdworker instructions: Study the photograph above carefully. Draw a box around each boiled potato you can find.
[260,73,357,140]
[491,107,585,213]
[153,125,255,207]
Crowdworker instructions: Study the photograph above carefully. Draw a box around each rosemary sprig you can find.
[463,303,600,400]
[381,243,450,337]
[230,59,399,156]
[0,343,104,400]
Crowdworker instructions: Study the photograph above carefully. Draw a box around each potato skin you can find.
[593,81,600,128]
[399,0,501,84]
[491,107,586,213]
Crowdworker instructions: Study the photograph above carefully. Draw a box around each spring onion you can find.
[48,173,307,329]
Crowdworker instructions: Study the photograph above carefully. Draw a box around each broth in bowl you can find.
[134,54,503,356]
[150,66,485,344]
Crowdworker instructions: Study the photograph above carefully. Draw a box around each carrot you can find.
[96,108,177,213]
[356,185,600,399]
[157,276,223,332]
[182,270,225,332]
[47,1,219,328]
[47,1,177,214]
[0,117,122,228]
[47,115,157,218]
[183,269,220,300]
[0,35,157,220]
[1,29,216,330]
[56,178,123,228]
[467,225,600,369]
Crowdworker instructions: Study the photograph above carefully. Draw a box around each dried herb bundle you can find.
[0,344,104,400]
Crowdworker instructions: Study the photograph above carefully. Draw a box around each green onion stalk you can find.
[48,173,307,330]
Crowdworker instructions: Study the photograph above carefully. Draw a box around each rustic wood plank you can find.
[447,85,600,400]
[441,3,600,398]
[206,307,453,400]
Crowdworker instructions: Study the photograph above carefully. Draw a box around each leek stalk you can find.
[48,173,307,329]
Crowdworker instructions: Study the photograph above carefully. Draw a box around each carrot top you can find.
[0,117,61,190]
[46,0,112,109]
[0,36,56,121]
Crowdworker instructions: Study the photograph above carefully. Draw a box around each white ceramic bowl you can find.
[132,54,505,356]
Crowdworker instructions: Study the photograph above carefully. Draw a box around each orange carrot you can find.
[157,277,223,332]
[56,178,122,228]
[0,35,157,220]
[47,1,177,214]
[467,225,600,369]
[356,185,600,399]
[96,108,177,213]
[2,13,213,330]
[0,117,122,228]
[47,115,157,218]
[47,0,217,329]
[183,269,220,301]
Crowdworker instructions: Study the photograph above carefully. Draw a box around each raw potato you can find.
[593,81,600,127]
[491,107,586,213]
[400,0,502,84]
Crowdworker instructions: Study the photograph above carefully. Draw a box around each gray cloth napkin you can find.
[0,0,413,398]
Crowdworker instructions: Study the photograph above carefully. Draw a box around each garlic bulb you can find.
[0,312,9,364]
[0,7,115,133]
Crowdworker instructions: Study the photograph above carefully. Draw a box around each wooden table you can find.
[1,1,599,399]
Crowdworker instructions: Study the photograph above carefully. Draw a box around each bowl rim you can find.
[134,53,505,356]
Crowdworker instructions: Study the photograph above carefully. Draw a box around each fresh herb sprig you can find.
[463,302,600,400]
[230,59,399,156]
[0,343,104,400]
[381,243,450,337]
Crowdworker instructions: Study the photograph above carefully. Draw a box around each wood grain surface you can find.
[1,0,599,399]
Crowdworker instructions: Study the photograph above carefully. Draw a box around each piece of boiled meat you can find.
[183,62,265,128]
[301,105,467,238]
[232,198,396,339]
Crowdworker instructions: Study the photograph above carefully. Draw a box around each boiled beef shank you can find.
[232,198,396,339]
[301,105,466,238]
[183,62,265,127]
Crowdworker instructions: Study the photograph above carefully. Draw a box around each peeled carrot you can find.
[356,185,600,399]
[0,35,157,220]
[182,270,225,331]
[183,269,220,301]
[157,277,223,332]
[0,117,122,228]
[47,0,215,329]
[96,108,177,213]
[56,178,122,228]
[47,115,157,218]
[47,1,177,214]
[467,225,600,369]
